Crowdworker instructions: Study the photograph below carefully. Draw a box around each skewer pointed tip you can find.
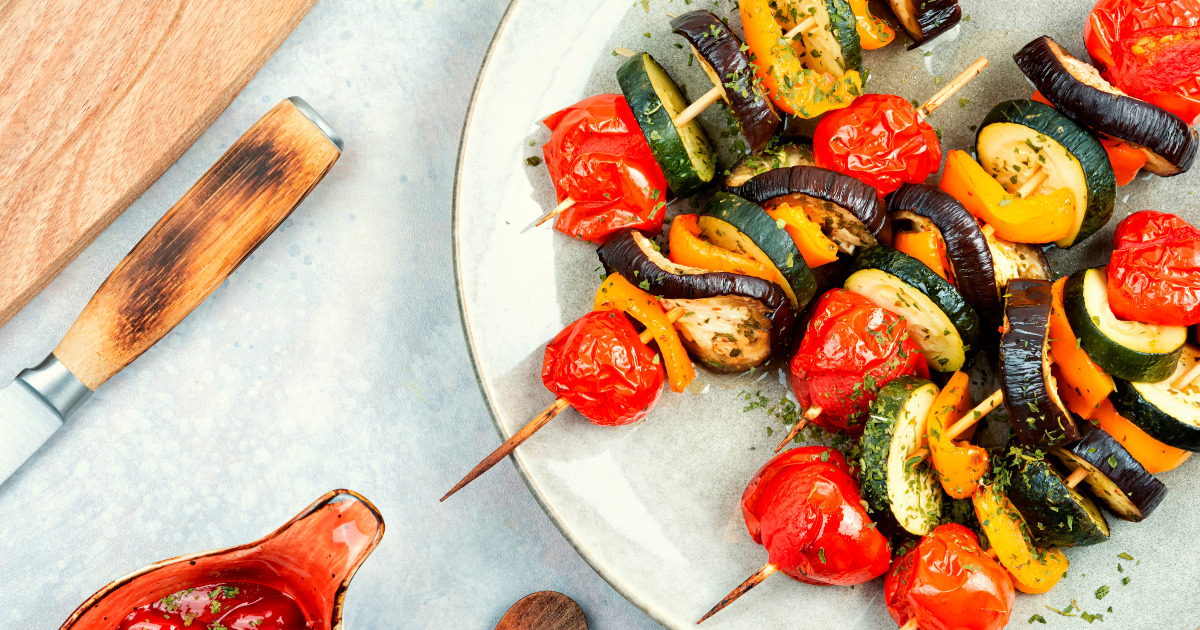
[696,563,778,624]
[773,406,821,453]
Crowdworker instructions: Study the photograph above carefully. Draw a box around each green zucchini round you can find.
[846,246,980,372]
[1111,344,1200,452]
[617,52,716,198]
[1063,267,1186,383]
[859,376,943,536]
[698,192,817,310]
[1008,449,1109,547]
[976,100,1116,248]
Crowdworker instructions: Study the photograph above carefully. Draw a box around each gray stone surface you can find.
[0,1,660,628]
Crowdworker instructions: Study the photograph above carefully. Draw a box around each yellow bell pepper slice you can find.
[594,273,696,393]
[939,150,1076,244]
[973,484,1068,594]
[1048,278,1114,419]
[764,202,839,268]
[928,371,988,499]
[668,214,777,280]
[847,0,895,49]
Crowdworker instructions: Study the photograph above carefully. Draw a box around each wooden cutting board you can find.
[0,0,320,326]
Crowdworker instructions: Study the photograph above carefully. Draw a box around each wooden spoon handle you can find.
[54,98,341,389]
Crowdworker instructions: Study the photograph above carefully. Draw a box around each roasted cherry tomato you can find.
[594,273,695,393]
[745,449,891,585]
[541,310,664,425]
[884,524,1016,630]
[1107,211,1200,326]
[789,289,929,435]
[541,94,669,243]
[741,446,852,542]
[1085,0,1200,123]
[814,94,942,196]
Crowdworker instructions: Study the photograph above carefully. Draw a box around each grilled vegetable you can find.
[847,247,980,372]
[976,100,1116,248]
[1111,344,1200,451]
[1049,278,1115,419]
[617,53,716,197]
[984,228,1051,290]
[596,229,797,369]
[1095,399,1192,474]
[1000,279,1079,447]
[1063,268,1186,383]
[776,0,863,76]
[1007,448,1109,547]
[671,11,781,153]
[859,377,943,536]
[927,371,988,500]
[939,149,1077,244]
[889,184,1002,331]
[1015,36,1198,177]
[726,166,886,246]
[1052,426,1168,522]
[886,0,961,50]
[724,143,816,188]
[973,484,1068,595]
[698,192,818,310]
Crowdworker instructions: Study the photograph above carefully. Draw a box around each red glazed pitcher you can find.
[60,489,383,629]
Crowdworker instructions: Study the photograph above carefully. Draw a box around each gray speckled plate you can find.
[454,1,1200,628]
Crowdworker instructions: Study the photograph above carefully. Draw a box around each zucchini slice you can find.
[1111,344,1200,452]
[1052,427,1168,522]
[776,0,862,76]
[724,143,816,188]
[846,246,980,372]
[1015,36,1198,177]
[671,11,781,153]
[1000,279,1080,447]
[886,0,961,50]
[889,184,1002,331]
[1063,267,1186,383]
[597,229,798,363]
[698,192,818,310]
[859,377,943,536]
[1008,448,1109,547]
[976,100,1116,248]
[617,53,716,198]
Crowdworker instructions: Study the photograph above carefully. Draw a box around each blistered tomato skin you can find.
[789,289,929,435]
[541,310,665,426]
[1107,210,1200,326]
[813,94,943,196]
[740,446,852,543]
[541,94,670,243]
[884,524,1016,630]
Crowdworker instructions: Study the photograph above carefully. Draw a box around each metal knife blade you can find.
[0,354,91,482]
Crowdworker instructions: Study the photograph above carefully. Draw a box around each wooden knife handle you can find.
[54,98,341,390]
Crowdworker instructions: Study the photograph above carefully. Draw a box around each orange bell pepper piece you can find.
[973,484,1068,595]
[894,230,953,283]
[1032,92,1146,186]
[927,372,987,499]
[939,150,1076,244]
[764,203,839,268]
[594,273,696,393]
[739,0,862,118]
[1048,278,1114,419]
[847,0,895,49]
[1096,399,1192,474]
[668,214,777,280]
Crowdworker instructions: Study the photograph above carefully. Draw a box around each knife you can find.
[0,96,343,484]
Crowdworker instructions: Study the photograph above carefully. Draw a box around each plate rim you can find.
[450,1,670,627]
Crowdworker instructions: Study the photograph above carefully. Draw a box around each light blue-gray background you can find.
[0,1,660,627]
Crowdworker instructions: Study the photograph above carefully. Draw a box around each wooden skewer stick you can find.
[442,308,686,501]
[981,223,996,238]
[783,16,818,41]
[535,197,576,227]
[906,390,1004,461]
[1016,166,1050,198]
[1065,467,1089,489]
[917,56,989,119]
[673,85,725,127]
[773,406,823,452]
[1171,360,1200,391]
[697,563,778,624]
[900,620,921,630]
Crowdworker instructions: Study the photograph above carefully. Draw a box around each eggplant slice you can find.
[724,143,816,188]
[888,185,1001,331]
[984,229,1051,292]
[1015,36,1198,177]
[887,0,960,50]
[596,229,797,372]
[1052,426,1167,522]
[1000,279,1080,446]
[726,165,887,253]
[1007,446,1110,547]
[672,11,781,153]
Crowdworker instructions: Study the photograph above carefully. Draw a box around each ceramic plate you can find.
[455,1,1200,627]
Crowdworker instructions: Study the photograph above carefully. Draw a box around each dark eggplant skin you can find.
[596,229,797,359]
[1000,279,1080,447]
[888,184,1001,332]
[725,165,887,236]
[890,0,961,50]
[671,11,780,153]
[1015,36,1198,176]
[1052,425,1167,522]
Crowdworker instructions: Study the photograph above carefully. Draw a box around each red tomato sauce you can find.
[115,583,308,630]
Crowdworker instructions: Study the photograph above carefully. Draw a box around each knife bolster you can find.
[16,354,93,420]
